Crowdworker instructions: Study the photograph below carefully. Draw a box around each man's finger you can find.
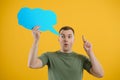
[32,26,40,31]
[82,35,86,43]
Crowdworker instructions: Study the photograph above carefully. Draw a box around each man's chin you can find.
[62,49,71,53]
[63,48,69,51]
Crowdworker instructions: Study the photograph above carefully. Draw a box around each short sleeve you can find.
[83,56,92,73]
[38,52,49,67]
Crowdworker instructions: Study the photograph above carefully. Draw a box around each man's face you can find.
[59,30,74,52]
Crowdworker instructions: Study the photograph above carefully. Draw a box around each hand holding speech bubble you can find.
[17,7,59,35]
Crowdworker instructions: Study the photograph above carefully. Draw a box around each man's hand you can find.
[32,26,41,41]
[82,35,92,54]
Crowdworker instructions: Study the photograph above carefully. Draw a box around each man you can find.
[28,26,104,80]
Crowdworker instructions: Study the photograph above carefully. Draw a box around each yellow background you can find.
[0,0,120,80]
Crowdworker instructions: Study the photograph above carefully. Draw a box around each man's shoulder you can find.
[73,51,88,59]
[73,51,83,56]
[42,51,58,56]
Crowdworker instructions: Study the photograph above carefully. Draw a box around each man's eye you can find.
[61,36,65,38]
[68,36,72,38]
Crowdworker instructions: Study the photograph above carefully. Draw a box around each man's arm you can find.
[28,26,43,69]
[88,51,104,78]
[82,35,104,78]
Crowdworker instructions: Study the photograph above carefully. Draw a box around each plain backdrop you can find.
[0,0,120,80]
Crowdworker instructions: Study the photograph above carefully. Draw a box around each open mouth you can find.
[64,44,68,46]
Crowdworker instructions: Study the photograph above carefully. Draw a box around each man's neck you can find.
[60,50,72,53]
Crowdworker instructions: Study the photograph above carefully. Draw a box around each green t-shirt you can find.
[39,51,92,80]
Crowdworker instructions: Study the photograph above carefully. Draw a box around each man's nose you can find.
[64,37,68,42]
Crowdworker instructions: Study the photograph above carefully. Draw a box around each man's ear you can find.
[58,36,60,42]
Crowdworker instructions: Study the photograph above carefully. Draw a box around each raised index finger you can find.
[82,35,86,43]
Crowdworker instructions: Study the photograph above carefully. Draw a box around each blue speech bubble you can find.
[17,7,59,35]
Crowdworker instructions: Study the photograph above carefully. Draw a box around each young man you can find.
[28,26,104,80]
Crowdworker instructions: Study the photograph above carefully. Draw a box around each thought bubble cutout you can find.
[17,7,59,35]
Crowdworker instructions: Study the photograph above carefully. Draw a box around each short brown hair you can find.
[59,26,74,34]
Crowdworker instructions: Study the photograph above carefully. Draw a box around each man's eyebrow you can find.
[60,34,65,35]
[60,34,72,36]
[68,34,72,36]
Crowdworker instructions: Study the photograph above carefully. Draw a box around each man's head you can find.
[58,26,75,53]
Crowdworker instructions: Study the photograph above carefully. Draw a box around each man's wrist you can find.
[86,50,94,56]
[34,39,39,44]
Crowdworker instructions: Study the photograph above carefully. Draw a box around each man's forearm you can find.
[88,51,104,78]
[28,40,39,67]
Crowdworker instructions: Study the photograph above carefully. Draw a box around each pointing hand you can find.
[82,35,92,53]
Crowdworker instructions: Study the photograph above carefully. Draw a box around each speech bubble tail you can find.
[49,27,59,36]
